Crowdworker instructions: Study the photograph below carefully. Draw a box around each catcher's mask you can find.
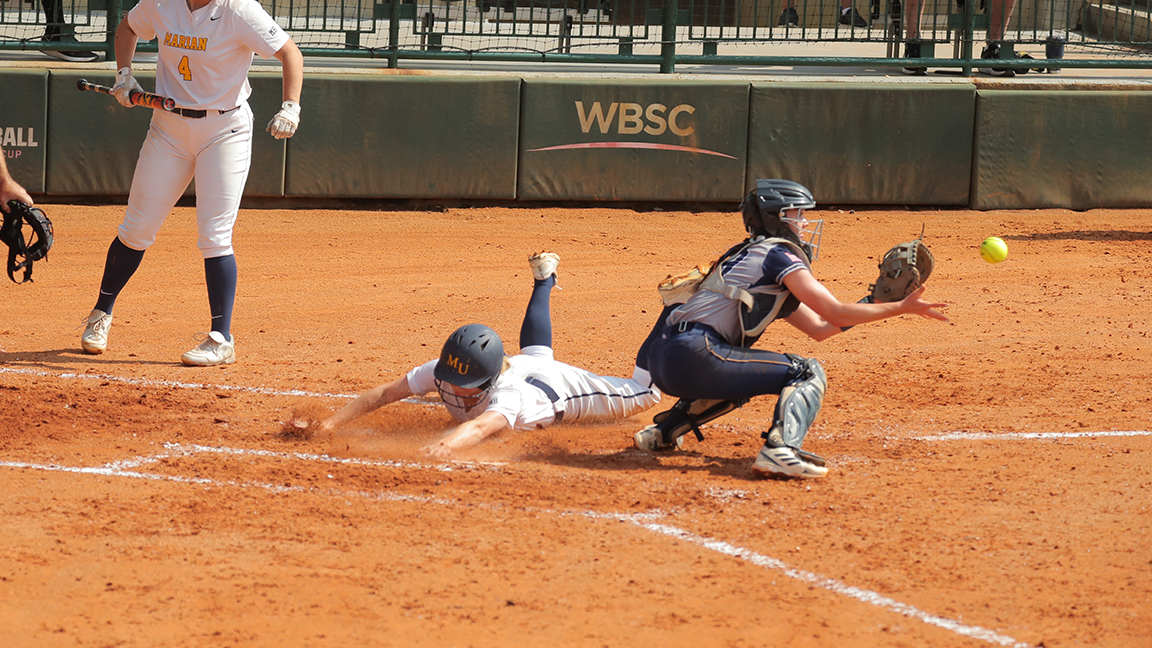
[741,179,823,262]
[434,323,506,411]
[2,200,54,284]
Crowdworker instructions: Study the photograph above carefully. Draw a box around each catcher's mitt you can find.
[2,200,53,284]
[868,230,934,303]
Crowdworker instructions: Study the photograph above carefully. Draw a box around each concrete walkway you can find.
[4,35,1151,87]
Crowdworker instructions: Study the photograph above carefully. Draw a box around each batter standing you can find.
[80,0,303,365]
[315,253,663,458]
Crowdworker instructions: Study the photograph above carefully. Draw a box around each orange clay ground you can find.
[1,204,1149,647]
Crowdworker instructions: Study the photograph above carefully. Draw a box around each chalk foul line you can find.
[0,366,430,406]
[918,430,1151,441]
[627,521,1031,647]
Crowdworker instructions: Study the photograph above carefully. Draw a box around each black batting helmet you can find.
[434,324,506,389]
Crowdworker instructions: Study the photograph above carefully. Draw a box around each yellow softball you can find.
[980,237,1008,263]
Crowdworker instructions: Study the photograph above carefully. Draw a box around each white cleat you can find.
[528,251,560,282]
[181,331,236,366]
[751,445,828,479]
[633,424,685,452]
[80,309,113,355]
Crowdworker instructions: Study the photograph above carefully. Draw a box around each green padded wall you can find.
[0,70,49,194]
[518,79,749,202]
[973,90,1152,210]
[286,75,521,198]
[47,70,287,197]
[748,83,976,206]
[24,72,1152,208]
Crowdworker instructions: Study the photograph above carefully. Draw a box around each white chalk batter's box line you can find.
[0,442,1032,648]
[4,366,1148,444]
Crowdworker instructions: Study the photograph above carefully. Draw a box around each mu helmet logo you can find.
[434,324,505,389]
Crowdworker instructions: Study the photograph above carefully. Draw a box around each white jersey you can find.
[406,346,662,431]
[127,0,289,110]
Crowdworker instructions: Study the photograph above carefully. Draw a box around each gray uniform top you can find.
[667,239,809,346]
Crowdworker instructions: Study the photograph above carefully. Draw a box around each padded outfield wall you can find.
[3,69,1151,209]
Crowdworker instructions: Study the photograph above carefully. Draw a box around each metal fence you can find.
[1,0,1150,73]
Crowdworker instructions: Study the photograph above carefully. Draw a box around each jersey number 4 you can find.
[178,55,193,82]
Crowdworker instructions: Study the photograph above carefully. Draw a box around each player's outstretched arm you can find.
[783,269,948,335]
[420,411,510,459]
[317,376,413,435]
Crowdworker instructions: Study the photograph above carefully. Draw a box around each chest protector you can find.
[697,236,809,347]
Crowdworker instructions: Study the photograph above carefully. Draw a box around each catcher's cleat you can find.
[80,309,113,354]
[657,263,712,306]
[529,251,560,282]
[181,331,236,366]
[634,423,685,452]
[751,444,828,479]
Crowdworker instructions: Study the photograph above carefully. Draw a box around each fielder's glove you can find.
[112,67,143,108]
[1,200,53,284]
[266,100,301,139]
[868,231,935,303]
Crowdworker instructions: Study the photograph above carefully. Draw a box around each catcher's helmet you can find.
[740,179,822,261]
[434,324,506,389]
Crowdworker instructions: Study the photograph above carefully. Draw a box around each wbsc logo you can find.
[575,101,696,136]
[527,101,735,159]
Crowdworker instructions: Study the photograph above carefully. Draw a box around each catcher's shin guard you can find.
[633,397,746,451]
[762,355,827,453]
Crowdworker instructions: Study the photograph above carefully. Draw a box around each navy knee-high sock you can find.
[519,275,556,349]
[635,304,679,371]
[94,238,145,314]
[204,254,237,340]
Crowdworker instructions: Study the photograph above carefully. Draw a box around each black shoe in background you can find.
[839,6,868,27]
[902,40,927,76]
[979,42,1016,77]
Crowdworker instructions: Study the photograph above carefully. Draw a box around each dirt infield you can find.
[1,203,1149,647]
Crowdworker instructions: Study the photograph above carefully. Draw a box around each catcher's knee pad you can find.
[651,397,746,447]
[763,355,827,451]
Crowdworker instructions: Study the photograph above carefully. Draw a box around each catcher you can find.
[632,179,947,479]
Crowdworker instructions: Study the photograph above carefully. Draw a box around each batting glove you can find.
[265,100,301,140]
[111,67,142,108]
